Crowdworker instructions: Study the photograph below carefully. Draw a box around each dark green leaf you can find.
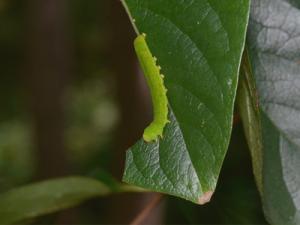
[0,177,110,224]
[242,0,300,223]
[122,0,250,204]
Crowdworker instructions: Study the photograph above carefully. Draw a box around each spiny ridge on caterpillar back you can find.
[133,33,169,142]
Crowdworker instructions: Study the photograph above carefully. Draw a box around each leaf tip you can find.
[197,191,213,205]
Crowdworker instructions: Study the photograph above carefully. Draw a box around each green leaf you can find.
[242,0,300,224]
[0,176,110,224]
[122,0,250,204]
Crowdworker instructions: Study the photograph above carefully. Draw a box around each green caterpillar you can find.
[134,34,169,142]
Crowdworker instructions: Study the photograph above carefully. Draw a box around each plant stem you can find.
[130,194,163,225]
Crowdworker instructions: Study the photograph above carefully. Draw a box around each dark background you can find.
[0,0,266,224]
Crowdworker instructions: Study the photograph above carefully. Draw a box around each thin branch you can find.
[130,194,163,225]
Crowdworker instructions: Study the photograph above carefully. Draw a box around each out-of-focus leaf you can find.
[122,0,250,204]
[237,52,263,195]
[241,0,300,224]
[0,177,110,224]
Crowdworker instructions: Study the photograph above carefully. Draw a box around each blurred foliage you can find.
[0,177,111,225]
[0,0,25,121]
[0,0,118,185]
[0,0,32,190]
[0,121,33,190]
[65,76,119,169]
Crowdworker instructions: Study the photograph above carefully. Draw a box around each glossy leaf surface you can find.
[122,0,250,203]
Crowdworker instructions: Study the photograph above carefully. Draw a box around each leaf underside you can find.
[122,0,250,204]
[245,0,300,224]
